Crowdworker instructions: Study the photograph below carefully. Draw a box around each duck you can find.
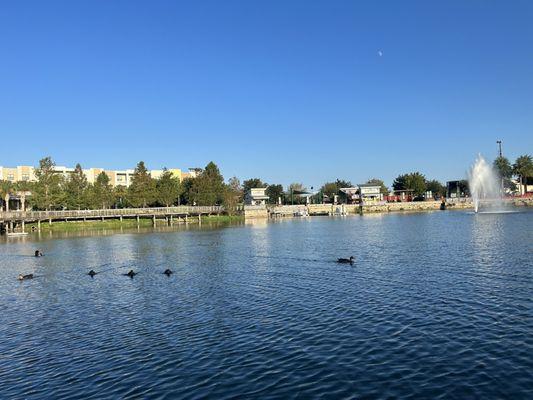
[163,269,173,276]
[88,270,97,277]
[337,256,355,264]
[125,270,137,278]
[34,250,43,257]
[18,274,34,280]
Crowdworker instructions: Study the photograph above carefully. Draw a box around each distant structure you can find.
[357,184,383,203]
[339,185,383,204]
[446,180,468,198]
[0,165,201,187]
[245,188,269,206]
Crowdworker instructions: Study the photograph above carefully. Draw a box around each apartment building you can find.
[0,165,186,187]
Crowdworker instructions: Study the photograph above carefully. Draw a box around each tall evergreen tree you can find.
[91,172,113,209]
[179,177,195,205]
[128,161,157,207]
[156,169,180,207]
[32,157,65,210]
[65,163,89,209]
[190,162,225,206]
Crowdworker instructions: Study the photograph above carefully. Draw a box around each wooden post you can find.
[136,215,140,226]
[21,220,25,233]
[170,215,173,226]
[49,218,52,225]
[198,214,202,225]
[120,216,123,223]
[185,214,188,224]
[152,215,156,227]
[37,220,41,231]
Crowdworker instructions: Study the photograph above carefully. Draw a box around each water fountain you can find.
[468,155,502,213]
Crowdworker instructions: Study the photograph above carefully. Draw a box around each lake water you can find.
[1,210,532,399]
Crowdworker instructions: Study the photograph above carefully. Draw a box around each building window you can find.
[7,174,14,181]
[21,174,29,181]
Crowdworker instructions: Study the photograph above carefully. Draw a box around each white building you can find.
[245,188,269,206]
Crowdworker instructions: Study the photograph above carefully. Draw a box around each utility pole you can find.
[496,140,502,158]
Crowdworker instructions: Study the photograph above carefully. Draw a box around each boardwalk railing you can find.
[0,206,225,221]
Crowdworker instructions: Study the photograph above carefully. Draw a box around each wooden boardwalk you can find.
[0,206,225,233]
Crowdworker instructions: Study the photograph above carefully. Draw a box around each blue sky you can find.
[1,0,532,189]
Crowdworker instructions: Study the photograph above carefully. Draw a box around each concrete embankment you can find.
[262,197,532,219]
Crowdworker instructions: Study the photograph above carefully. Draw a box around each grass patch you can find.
[31,218,154,232]
[200,214,244,222]
[27,214,244,232]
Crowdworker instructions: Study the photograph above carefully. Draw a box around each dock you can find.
[0,206,224,234]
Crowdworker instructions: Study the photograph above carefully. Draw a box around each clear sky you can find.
[1,0,532,189]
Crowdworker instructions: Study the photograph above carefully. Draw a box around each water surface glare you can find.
[1,211,532,399]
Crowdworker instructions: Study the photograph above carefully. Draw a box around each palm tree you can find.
[0,180,14,211]
[513,155,533,195]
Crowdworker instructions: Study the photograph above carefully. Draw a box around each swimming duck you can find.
[125,270,137,278]
[88,270,97,277]
[337,256,355,264]
[163,269,173,276]
[34,250,43,257]
[18,274,34,280]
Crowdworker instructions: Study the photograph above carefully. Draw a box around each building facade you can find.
[0,165,184,187]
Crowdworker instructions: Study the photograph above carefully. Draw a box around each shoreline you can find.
[1,199,531,236]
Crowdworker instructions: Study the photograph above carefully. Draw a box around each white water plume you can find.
[468,155,502,213]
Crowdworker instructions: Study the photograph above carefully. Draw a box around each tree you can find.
[321,182,339,202]
[287,183,308,204]
[128,161,157,207]
[513,155,533,194]
[156,169,180,207]
[425,179,446,198]
[392,174,408,191]
[405,172,427,197]
[319,179,352,203]
[366,178,388,195]
[223,177,243,215]
[189,161,225,206]
[227,176,243,203]
[64,163,89,209]
[179,177,195,205]
[32,157,65,210]
[242,178,267,194]
[265,184,284,204]
[393,172,426,197]
[493,156,513,179]
[113,185,129,209]
[91,172,113,209]
[0,180,14,211]
[493,156,515,191]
